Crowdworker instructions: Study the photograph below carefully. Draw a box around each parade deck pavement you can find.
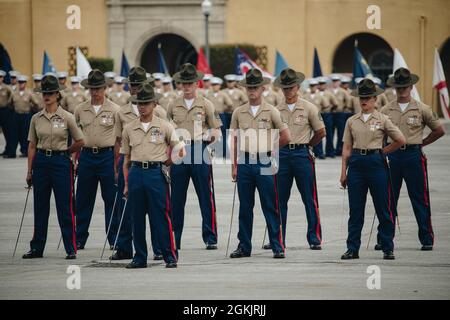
[1,125,449,300]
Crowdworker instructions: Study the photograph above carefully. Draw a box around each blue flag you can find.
[157,43,169,75]
[353,44,373,84]
[275,50,289,76]
[42,51,57,75]
[313,47,323,78]
[0,43,14,84]
[120,50,130,91]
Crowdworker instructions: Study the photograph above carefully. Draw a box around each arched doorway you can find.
[332,32,393,83]
[140,33,197,75]
[439,37,450,91]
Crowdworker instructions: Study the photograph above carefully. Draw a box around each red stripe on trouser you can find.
[165,184,177,261]
[308,156,322,243]
[69,164,77,253]
[420,154,434,242]
[273,174,285,251]
[208,166,217,235]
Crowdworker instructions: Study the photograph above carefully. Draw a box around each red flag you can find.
[197,48,212,88]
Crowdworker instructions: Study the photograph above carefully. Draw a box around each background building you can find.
[1,0,449,110]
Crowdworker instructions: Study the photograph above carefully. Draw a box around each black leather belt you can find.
[82,146,113,154]
[353,149,382,155]
[131,161,162,169]
[242,152,272,161]
[399,144,421,150]
[37,149,69,156]
[283,143,309,150]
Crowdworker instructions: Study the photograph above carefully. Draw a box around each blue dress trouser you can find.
[31,152,77,254]
[346,152,396,253]
[0,107,18,156]
[334,112,349,156]
[322,112,335,157]
[76,149,117,247]
[278,147,322,246]
[236,158,284,254]
[385,148,434,246]
[115,155,134,255]
[15,112,31,155]
[128,165,178,264]
[171,142,217,248]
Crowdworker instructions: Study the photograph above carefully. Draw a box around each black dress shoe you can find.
[383,251,395,260]
[76,243,84,250]
[126,261,147,269]
[310,244,322,250]
[263,243,272,250]
[153,254,163,261]
[230,248,251,258]
[374,244,383,251]
[341,250,359,260]
[273,252,285,259]
[165,262,177,268]
[65,253,76,260]
[20,154,28,158]
[206,243,217,250]
[110,251,133,260]
[3,154,16,159]
[22,250,43,259]
[421,245,433,251]
[318,155,326,160]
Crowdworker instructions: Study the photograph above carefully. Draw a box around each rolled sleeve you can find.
[27,116,37,143]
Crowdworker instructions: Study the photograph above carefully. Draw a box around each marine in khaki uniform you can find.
[108,76,131,107]
[74,69,120,250]
[12,75,34,156]
[379,68,445,251]
[262,84,281,107]
[317,77,339,158]
[340,79,406,260]
[61,77,88,114]
[384,75,397,103]
[167,63,222,250]
[222,74,248,113]
[229,68,291,259]
[198,74,213,98]
[111,66,161,261]
[0,70,15,158]
[330,74,352,156]
[24,75,85,260]
[122,83,183,269]
[152,72,164,94]
[264,68,325,250]
[57,72,72,98]
[31,74,45,113]
[207,77,233,158]
[104,72,116,98]
[9,71,19,92]
[158,76,178,110]
[303,78,327,159]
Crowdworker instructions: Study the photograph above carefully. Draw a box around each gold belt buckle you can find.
[400,144,406,150]
[92,147,99,154]
[45,149,52,157]
[360,149,367,155]
[142,161,149,169]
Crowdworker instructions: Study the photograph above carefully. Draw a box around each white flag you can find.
[76,47,92,79]
[393,48,421,101]
[433,48,450,119]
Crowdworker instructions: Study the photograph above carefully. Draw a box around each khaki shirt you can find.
[31,92,45,112]
[122,116,180,162]
[0,84,13,108]
[278,98,325,144]
[381,98,441,144]
[262,88,281,107]
[207,91,233,113]
[114,103,139,154]
[12,89,33,114]
[376,93,389,110]
[28,106,83,151]
[222,88,248,113]
[61,90,89,114]
[303,92,328,113]
[330,87,351,112]
[167,94,221,142]
[384,88,397,104]
[230,101,288,153]
[159,91,178,110]
[343,110,404,149]
[74,98,120,148]
[318,90,338,113]
[109,90,131,107]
